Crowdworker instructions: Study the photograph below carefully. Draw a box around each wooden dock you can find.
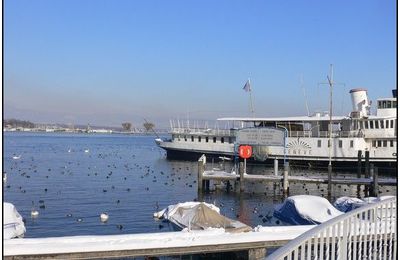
[197,155,397,195]
[202,170,397,185]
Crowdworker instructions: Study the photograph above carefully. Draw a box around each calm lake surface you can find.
[3,132,396,238]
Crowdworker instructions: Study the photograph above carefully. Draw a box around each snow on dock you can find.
[4,226,314,259]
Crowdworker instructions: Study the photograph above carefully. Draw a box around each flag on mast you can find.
[243,79,251,92]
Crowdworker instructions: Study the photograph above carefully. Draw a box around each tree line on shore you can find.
[121,122,155,132]
[3,119,35,128]
[4,118,156,132]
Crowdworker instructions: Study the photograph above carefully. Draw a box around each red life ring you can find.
[239,145,252,159]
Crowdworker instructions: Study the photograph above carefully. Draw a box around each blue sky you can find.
[4,0,396,127]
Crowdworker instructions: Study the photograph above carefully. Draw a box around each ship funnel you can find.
[349,88,370,118]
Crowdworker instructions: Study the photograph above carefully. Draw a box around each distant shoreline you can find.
[3,128,169,136]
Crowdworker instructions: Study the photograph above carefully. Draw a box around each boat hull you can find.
[161,146,397,173]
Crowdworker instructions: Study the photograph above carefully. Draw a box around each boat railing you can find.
[171,128,233,136]
[171,128,362,139]
[268,197,397,260]
[288,130,361,138]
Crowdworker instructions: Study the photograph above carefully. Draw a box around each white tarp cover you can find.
[4,202,26,239]
[154,202,252,233]
[274,195,343,225]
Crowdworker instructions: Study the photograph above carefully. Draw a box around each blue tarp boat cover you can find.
[274,195,343,225]
[334,196,396,213]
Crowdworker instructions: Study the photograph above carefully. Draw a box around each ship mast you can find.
[327,65,334,167]
[248,78,255,117]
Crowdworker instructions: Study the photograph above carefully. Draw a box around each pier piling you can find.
[368,163,374,196]
[365,150,370,178]
[373,166,379,196]
[328,164,332,197]
[369,164,379,196]
[357,150,362,178]
[226,181,231,192]
[198,155,206,192]
[274,158,278,176]
[248,248,267,260]
[239,162,245,192]
[283,162,289,195]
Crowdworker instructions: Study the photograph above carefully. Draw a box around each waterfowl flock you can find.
[3,134,394,238]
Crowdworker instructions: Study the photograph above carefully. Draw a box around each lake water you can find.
[3,132,396,238]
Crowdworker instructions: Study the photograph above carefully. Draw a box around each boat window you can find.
[339,140,342,148]
[378,101,382,108]
[369,121,374,129]
[393,101,397,108]
[390,120,394,128]
[198,136,201,142]
[380,120,384,129]
[328,140,331,147]
[390,140,394,147]
[386,120,389,128]
[213,137,216,143]
[383,140,387,147]
[228,137,233,144]
[387,101,391,108]
[184,136,187,141]
[191,136,194,142]
[359,121,363,129]
[317,140,321,147]
[374,120,379,129]
[372,140,376,147]
[206,137,209,143]
[365,121,369,129]
[350,140,354,148]
[377,140,382,147]
[221,137,224,143]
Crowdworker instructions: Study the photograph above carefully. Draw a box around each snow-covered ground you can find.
[4,225,314,256]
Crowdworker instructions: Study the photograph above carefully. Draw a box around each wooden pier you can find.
[197,155,397,195]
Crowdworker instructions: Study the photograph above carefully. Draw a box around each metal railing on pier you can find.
[268,197,397,260]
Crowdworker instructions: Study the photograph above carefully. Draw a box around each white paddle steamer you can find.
[156,89,397,170]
